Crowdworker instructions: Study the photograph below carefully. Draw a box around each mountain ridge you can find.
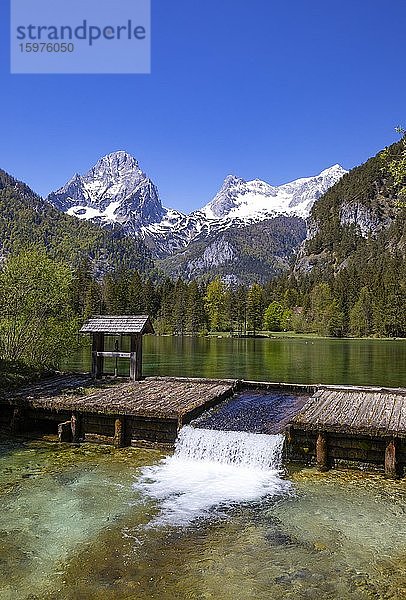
[47,151,347,260]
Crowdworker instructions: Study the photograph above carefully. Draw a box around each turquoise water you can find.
[2,337,406,599]
[0,437,405,600]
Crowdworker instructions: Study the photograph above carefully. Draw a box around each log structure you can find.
[80,315,155,381]
[0,374,238,447]
[286,385,406,478]
[2,374,406,478]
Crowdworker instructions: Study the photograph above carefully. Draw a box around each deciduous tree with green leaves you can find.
[204,276,227,332]
[0,249,78,368]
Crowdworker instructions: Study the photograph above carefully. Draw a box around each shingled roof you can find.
[80,315,155,335]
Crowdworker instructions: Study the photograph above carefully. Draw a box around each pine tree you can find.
[186,281,206,334]
[349,287,374,337]
[127,270,146,314]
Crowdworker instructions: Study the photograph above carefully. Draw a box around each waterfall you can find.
[135,426,291,526]
[174,426,285,469]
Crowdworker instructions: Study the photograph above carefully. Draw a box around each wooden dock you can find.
[286,385,406,477]
[0,374,238,447]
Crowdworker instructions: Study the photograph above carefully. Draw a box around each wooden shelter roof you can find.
[80,315,155,335]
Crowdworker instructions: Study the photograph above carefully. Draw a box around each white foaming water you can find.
[135,426,292,526]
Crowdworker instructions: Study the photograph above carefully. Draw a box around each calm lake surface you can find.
[1,336,406,599]
[69,335,406,387]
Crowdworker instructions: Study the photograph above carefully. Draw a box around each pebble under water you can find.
[0,434,405,600]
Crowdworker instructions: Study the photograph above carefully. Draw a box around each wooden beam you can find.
[385,439,398,479]
[71,412,81,443]
[58,421,73,443]
[91,333,105,379]
[10,407,22,435]
[96,352,131,358]
[130,334,143,380]
[136,334,143,380]
[316,432,329,471]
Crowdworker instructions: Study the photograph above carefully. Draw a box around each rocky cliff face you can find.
[158,216,307,284]
[47,151,165,228]
[295,142,404,274]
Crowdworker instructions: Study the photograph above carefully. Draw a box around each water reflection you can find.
[68,336,406,387]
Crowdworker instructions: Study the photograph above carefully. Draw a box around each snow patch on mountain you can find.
[47,150,164,228]
[200,164,347,222]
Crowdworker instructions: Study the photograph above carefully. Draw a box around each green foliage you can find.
[381,128,406,198]
[0,249,78,368]
[349,287,374,337]
[263,301,292,331]
[186,281,207,334]
[307,283,344,337]
[246,283,265,335]
[204,277,227,332]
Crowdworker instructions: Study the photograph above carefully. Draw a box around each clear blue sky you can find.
[0,0,405,213]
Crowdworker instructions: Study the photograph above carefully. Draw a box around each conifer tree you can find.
[246,283,265,336]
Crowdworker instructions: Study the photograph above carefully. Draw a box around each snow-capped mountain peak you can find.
[200,164,347,222]
[47,150,165,227]
[47,153,347,258]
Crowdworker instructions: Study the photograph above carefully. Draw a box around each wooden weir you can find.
[1,374,405,478]
[0,375,238,447]
[286,385,406,478]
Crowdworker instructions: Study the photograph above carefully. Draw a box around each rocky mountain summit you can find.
[48,151,166,230]
[47,151,347,260]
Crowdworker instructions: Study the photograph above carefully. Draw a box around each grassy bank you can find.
[207,331,406,340]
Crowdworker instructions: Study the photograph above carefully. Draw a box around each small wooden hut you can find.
[80,315,155,381]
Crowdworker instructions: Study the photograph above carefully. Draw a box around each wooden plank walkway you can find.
[292,385,406,439]
[1,374,238,423]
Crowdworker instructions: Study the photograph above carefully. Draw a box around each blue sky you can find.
[0,0,405,213]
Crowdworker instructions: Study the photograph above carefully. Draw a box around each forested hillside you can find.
[158,216,307,284]
[0,169,153,274]
[1,136,405,353]
[282,137,406,337]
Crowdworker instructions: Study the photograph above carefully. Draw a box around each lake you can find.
[1,434,405,600]
[68,335,406,387]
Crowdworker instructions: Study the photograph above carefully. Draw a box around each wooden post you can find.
[10,407,22,435]
[385,439,398,478]
[316,432,329,472]
[58,421,73,443]
[91,333,105,379]
[71,412,81,443]
[114,417,125,448]
[136,334,142,380]
[130,334,143,380]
